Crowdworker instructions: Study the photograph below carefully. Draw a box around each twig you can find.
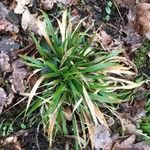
[113,1,124,22]
[36,124,40,150]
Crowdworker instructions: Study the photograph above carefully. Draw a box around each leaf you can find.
[81,62,115,73]
[44,61,58,71]
[93,125,112,150]
[14,0,31,14]
[36,18,54,49]
[25,76,45,113]
[94,106,109,128]
[0,51,11,72]
[83,85,98,124]
[57,10,67,42]
[107,77,144,90]
[105,6,111,15]
[90,93,121,104]
[83,112,94,150]
[47,111,57,147]
[21,55,44,68]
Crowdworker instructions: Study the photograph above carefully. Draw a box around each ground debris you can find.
[112,134,150,150]
[0,37,20,56]
[93,125,113,150]
[14,0,33,14]
[10,59,27,93]
[0,2,19,33]
[135,2,150,39]
[95,30,113,50]
[114,0,136,8]
[21,8,37,30]
[0,51,11,72]
[113,135,136,150]
[41,0,57,10]
[57,0,79,5]
[0,88,14,113]
[0,135,22,150]
[0,88,7,113]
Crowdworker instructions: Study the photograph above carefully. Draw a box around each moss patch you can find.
[134,40,150,69]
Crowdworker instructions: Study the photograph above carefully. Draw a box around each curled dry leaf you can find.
[112,135,136,150]
[136,3,150,39]
[95,30,113,50]
[21,9,46,36]
[0,51,11,72]
[21,9,37,30]
[14,0,32,14]
[93,125,113,150]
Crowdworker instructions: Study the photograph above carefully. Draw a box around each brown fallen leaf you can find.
[133,142,150,150]
[41,0,57,10]
[64,105,72,121]
[12,68,27,93]
[10,59,27,93]
[95,30,113,50]
[0,51,11,72]
[0,20,9,30]
[135,2,150,39]
[113,134,150,150]
[0,19,19,33]
[112,135,135,150]
[1,135,22,150]
[93,125,113,150]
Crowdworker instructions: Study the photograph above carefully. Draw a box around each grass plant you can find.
[21,10,143,149]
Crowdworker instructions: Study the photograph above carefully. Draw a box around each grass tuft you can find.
[21,10,143,148]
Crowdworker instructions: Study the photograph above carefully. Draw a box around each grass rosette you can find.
[21,10,143,149]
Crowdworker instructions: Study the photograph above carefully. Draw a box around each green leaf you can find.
[105,15,110,21]
[60,108,68,135]
[81,62,115,73]
[90,93,121,103]
[21,55,44,68]
[105,6,111,15]
[108,1,112,7]
[45,61,58,71]
[21,123,26,129]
